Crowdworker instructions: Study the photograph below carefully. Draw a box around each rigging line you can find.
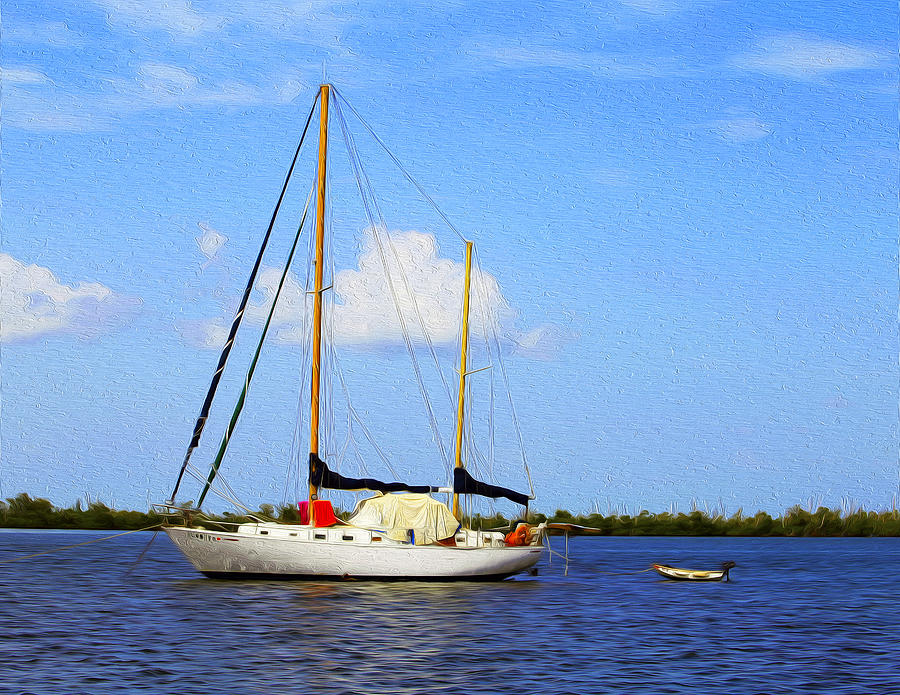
[464,377,478,475]
[123,529,160,576]
[196,461,245,508]
[471,253,498,483]
[466,392,485,474]
[326,333,356,473]
[325,168,338,460]
[332,87,468,245]
[330,98,455,412]
[210,478,256,515]
[340,388,401,478]
[332,97,451,472]
[331,96,455,448]
[169,91,320,505]
[201,478,254,516]
[487,324,497,483]
[197,179,317,508]
[334,360,402,478]
[348,403,400,478]
[335,391,354,471]
[348,433,368,481]
[346,127,455,470]
[476,246,535,498]
[371,215,452,471]
[0,525,163,564]
[465,378,498,487]
[279,445,293,510]
[323,293,344,466]
[473,256,496,481]
[343,407,370,479]
[381,230,455,409]
[594,567,657,576]
[285,208,317,506]
[183,462,255,514]
[179,414,262,512]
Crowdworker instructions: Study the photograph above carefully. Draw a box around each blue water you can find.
[0,532,897,694]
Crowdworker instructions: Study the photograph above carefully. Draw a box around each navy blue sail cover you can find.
[453,468,529,506]
[309,454,529,506]
[309,453,439,494]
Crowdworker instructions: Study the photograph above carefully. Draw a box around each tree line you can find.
[514,506,900,537]
[1,493,898,536]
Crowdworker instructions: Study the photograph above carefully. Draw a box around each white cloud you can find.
[244,266,307,337]
[136,62,261,106]
[1,67,51,85]
[4,61,291,132]
[708,117,771,143]
[0,254,137,342]
[619,0,719,16]
[3,83,113,131]
[87,0,350,43]
[189,229,513,348]
[139,63,199,96]
[177,319,230,349]
[196,222,227,260]
[620,0,680,16]
[593,168,639,187]
[470,43,667,79]
[329,229,509,345]
[510,324,579,360]
[206,0,352,50]
[269,75,308,104]
[89,0,220,35]
[4,21,85,47]
[135,62,311,109]
[735,34,881,79]
[186,230,573,360]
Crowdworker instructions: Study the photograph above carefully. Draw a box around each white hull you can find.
[165,523,542,580]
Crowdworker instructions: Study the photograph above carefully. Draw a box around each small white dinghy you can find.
[652,561,736,582]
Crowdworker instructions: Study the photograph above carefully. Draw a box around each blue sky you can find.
[1,0,896,515]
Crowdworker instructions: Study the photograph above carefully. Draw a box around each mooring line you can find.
[0,524,163,564]
[124,529,161,575]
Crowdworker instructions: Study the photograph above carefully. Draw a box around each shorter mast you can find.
[452,240,474,519]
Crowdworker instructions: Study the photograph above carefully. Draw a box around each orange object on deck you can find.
[505,524,531,546]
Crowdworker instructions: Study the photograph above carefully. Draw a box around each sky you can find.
[0,0,897,516]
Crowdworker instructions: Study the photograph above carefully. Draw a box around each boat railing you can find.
[152,503,258,531]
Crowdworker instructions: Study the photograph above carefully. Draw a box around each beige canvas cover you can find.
[349,493,459,545]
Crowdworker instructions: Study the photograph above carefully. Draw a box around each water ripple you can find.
[0,532,897,694]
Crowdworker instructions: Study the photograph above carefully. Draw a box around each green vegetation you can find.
[2,493,899,536]
[474,506,900,537]
[0,494,162,530]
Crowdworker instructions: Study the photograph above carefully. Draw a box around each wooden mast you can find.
[452,240,474,519]
[309,83,330,508]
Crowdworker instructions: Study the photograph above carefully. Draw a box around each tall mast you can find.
[309,83,330,505]
[452,240,474,519]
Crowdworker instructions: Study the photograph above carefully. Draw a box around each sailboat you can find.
[157,84,544,580]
